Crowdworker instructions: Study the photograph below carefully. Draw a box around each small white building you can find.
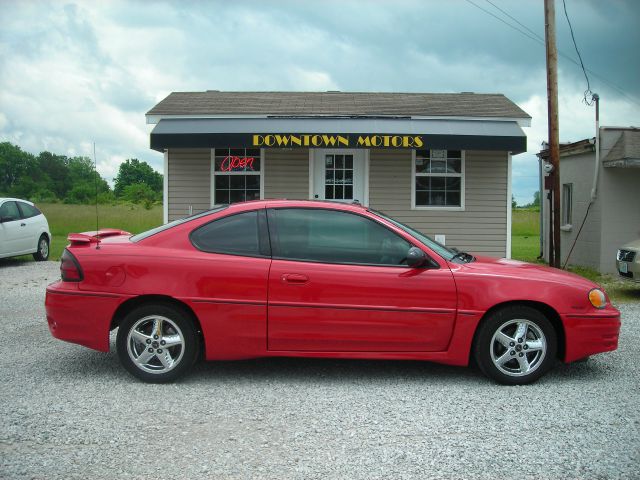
[539,127,640,273]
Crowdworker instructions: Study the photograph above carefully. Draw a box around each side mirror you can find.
[0,216,13,223]
[407,247,428,268]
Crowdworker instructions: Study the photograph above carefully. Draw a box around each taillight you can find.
[61,249,83,282]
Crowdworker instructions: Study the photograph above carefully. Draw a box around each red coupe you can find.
[45,200,620,384]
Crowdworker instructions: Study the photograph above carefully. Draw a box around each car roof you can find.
[0,198,35,205]
[225,198,369,213]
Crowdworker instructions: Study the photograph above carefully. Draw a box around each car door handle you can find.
[281,274,309,284]
[20,223,26,227]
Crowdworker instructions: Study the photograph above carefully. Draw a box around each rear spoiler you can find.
[67,229,131,245]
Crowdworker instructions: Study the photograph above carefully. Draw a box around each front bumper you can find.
[562,307,621,363]
[616,258,640,282]
[45,281,125,352]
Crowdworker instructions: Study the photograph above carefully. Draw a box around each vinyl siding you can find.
[369,149,508,257]
[167,148,211,221]
[264,149,309,199]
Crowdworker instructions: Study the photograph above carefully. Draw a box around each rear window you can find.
[17,202,41,219]
[130,207,227,242]
[190,210,267,257]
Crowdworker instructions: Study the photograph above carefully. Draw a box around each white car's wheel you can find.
[32,234,49,261]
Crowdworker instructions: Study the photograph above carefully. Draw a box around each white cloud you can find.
[288,68,339,91]
[0,0,638,201]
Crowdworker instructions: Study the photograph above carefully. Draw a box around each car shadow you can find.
[46,344,618,387]
[0,256,35,268]
[186,357,482,386]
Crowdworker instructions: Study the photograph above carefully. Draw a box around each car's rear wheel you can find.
[474,306,557,385]
[33,234,49,261]
[116,304,198,383]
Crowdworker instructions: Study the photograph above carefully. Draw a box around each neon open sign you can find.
[220,156,256,172]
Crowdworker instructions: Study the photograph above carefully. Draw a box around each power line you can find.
[465,0,543,45]
[464,0,640,108]
[484,0,545,43]
[561,0,593,105]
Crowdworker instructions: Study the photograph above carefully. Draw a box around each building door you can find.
[313,149,365,204]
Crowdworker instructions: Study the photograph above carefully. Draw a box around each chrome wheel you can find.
[490,319,547,377]
[39,237,49,258]
[126,315,185,374]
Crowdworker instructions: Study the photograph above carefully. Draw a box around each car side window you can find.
[270,208,412,266]
[190,210,269,257]
[17,202,41,219]
[0,201,21,221]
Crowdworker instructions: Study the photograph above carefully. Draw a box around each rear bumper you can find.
[563,308,621,363]
[45,282,125,352]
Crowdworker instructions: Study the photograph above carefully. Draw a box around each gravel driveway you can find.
[1,261,638,479]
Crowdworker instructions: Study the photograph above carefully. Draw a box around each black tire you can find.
[116,303,198,383]
[474,306,557,385]
[32,234,49,261]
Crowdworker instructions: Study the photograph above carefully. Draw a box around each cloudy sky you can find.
[1,0,639,204]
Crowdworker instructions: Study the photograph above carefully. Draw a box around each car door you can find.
[16,201,43,253]
[0,201,28,256]
[266,207,457,352]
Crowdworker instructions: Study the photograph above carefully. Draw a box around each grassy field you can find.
[511,208,541,263]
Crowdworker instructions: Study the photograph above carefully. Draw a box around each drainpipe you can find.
[590,94,600,201]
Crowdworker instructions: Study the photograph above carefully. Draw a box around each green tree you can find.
[512,195,517,209]
[531,190,540,208]
[114,159,162,198]
[122,183,158,209]
[0,142,38,195]
[37,151,69,199]
[0,142,112,204]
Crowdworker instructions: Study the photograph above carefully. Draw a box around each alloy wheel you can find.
[490,319,547,377]
[126,315,185,374]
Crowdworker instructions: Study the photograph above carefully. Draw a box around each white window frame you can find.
[210,148,265,207]
[411,149,465,211]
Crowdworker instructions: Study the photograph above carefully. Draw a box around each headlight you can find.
[588,288,606,309]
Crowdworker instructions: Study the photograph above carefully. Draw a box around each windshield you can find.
[370,209,457,261]
[130,206,228,242]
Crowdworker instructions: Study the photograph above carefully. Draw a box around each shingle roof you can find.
[603,129,640,166]
[147,91,530,119]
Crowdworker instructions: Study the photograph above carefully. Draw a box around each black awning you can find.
[150,117,527,153]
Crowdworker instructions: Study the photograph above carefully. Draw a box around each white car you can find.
[0,198,51,261]
[616,239,640,283]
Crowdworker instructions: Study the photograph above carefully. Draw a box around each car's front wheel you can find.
[474,306,557,385]
[32,234,49,261]
[116,304,198,383]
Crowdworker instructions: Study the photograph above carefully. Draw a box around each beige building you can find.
[539,127,640,273]
[146,91,530,258]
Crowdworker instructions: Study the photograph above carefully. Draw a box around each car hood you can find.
[456,255,600,290]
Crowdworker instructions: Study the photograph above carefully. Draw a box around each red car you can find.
[45,200,620,385]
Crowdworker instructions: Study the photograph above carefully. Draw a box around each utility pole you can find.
[544,0,561,268]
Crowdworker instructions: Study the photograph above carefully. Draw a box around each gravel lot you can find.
[1,260,638,479]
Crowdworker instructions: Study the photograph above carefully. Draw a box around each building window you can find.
[413,149,464,209]
[324,153,354,200]
[562,183,573,226]
[213,148,262,205]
